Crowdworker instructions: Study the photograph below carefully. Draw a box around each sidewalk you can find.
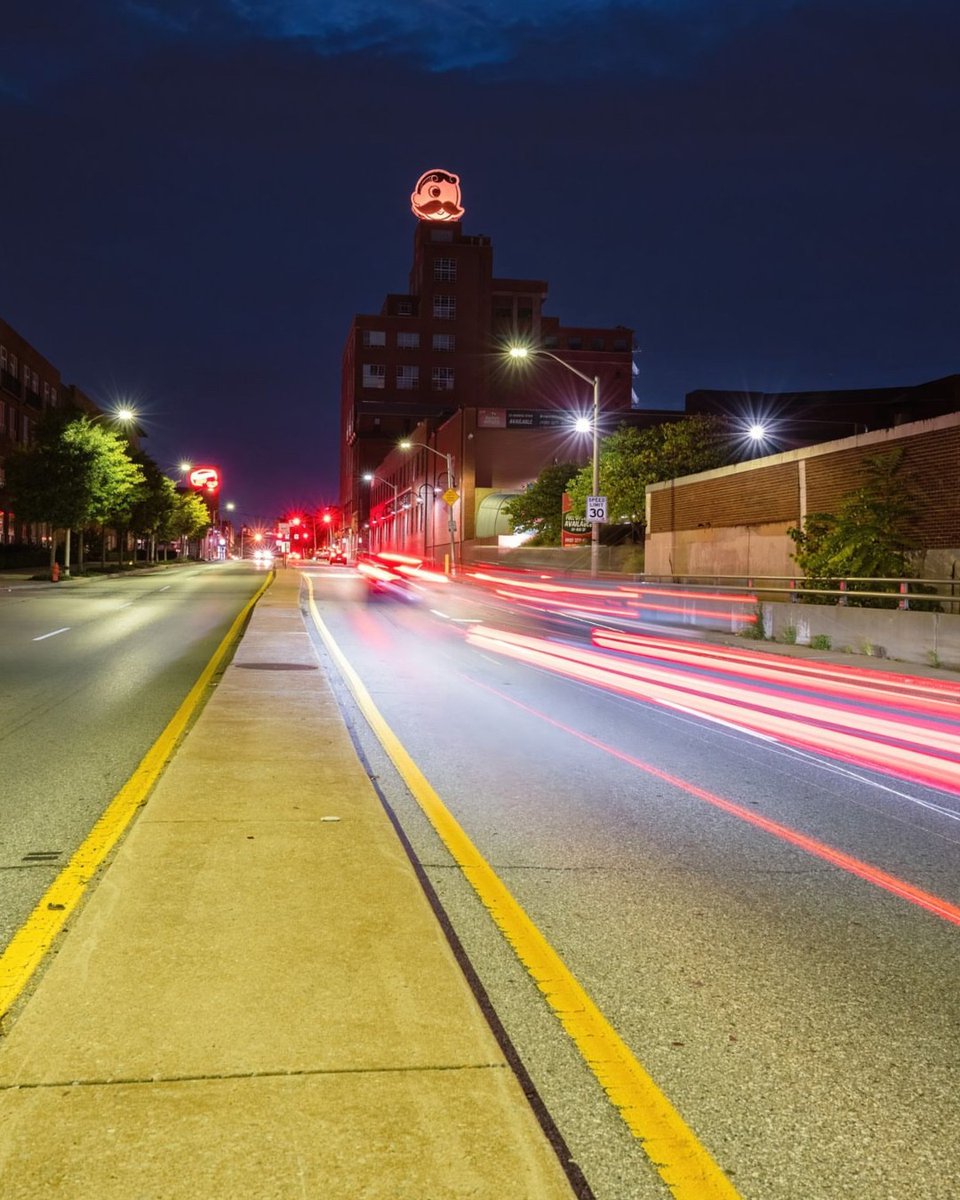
[0,571,576,1198]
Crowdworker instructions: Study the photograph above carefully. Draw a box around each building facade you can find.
[339,174,635,558]
[0,317,65,544]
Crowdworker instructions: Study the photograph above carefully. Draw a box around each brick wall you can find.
[649,461,800,533]
[649,415,960,547]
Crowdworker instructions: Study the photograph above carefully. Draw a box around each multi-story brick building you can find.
[0,317,65,544]
[339,171,636,559]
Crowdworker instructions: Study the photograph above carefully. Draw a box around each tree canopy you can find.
[565,415,731,529]
[503,462,581,545]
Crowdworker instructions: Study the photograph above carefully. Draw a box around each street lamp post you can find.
[508,346,601,576]
[398,441,457,574]
[362,473,400,553]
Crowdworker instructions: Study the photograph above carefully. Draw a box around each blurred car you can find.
[357,552,449,602]
[329,550,348,565]
[252,548,274,565]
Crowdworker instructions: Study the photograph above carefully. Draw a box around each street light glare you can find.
[115,407,135,422]
[508,346,529,359]
[748,423,768,440]
[398,440,412,450]
[574,416,592,434]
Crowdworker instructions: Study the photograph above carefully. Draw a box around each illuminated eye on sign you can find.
[410,168,465,222]
[189,466,220,491]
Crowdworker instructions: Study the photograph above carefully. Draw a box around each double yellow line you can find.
[0,572,274,1029]
[305,576,742,1200]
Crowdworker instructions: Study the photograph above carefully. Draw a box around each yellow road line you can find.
[305,577,743,1200]
[0,571,275,1028]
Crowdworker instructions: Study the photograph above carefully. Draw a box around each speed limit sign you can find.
[586,495,607,523]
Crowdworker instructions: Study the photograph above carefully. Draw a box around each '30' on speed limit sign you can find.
[586,495,607,522]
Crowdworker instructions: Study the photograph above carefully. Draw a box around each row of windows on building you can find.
[362,330,457,351]
[362,365,454,391]
[0,400,32,443]
[0,345,57,404]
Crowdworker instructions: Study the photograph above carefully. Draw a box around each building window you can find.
[591,338,605,351]
[567,337,582,350]
[613,338,628,351]
[10,355,17,377]
[397,300,413,315]
[362,364,386,389]
[432,366,455,391]
[362,329,386,347]
[396,365,419,390]
[433,294,456,320]
[432,333,455,351]
[544,336,558,349]
[518,307,533,322]
[433,257,457,282]
[397,331,420,349]
[494,306,513,321]
[0,347,6,368]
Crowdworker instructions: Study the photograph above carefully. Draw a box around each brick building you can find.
[0,317,64,544]
[339,174,636,558]
[645,410,960,579]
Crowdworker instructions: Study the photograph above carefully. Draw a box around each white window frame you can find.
[433,294,456,320]
[396,331,420,349]
[396,365,419,391]
[362,329,386,348]
[362,363,386,389]
[433,257,457,282]
[432,333,455,352]
[432,366,455,391]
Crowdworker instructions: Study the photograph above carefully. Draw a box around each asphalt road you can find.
[0,562,266,952]
[302,564,960,1200]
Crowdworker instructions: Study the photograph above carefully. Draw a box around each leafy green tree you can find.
[566,415,730,533]
[127,454,178,562]
[59,419,146,568]
[161,489,211,556]
[503,462,581,545]
[788,449,927,606]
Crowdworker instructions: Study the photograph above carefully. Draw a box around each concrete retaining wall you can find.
[760,601,960,669]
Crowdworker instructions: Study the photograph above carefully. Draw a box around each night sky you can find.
[2,1,957,523]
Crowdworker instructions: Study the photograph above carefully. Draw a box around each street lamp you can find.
[398,440,457,573]
[363,473,400,552]
[508,345,601,576]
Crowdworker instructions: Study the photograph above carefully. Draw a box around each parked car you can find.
[329,550,348,565]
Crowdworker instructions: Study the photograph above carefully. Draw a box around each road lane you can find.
[0,563,266,952]
[302,565,960,1200]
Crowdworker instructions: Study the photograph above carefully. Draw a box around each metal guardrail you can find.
[631,574,960,614]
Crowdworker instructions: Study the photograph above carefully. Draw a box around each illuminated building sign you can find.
[188,466,220,492]
[410,168,465,222]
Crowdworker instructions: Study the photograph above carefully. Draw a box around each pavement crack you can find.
[0,1061,507,1092]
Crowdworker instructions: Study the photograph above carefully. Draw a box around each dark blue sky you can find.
[2,1,957,522]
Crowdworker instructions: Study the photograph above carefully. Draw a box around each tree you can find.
[566,415,730,534]
[788,448,927,606]
[127,454,178,562]
[60,419,145,569]
[503,462,581,545]
[161,489,211,556]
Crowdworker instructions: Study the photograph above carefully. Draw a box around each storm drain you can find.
[234,663,318,670]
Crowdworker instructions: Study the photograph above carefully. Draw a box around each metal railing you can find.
[630,574,960,614]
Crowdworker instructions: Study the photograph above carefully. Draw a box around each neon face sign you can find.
[188,466,220,492]
[410,168,465,222]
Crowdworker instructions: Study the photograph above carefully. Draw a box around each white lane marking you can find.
[33,627,70,641]
[159,585,171,592]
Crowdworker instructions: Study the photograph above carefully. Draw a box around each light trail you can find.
[466,675,960,928]
[464,626,960,797]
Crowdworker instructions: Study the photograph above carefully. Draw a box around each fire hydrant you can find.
[51,562,60,583]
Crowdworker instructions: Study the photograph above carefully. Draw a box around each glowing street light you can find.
[398,440,457,573]
[508,345,601,576]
